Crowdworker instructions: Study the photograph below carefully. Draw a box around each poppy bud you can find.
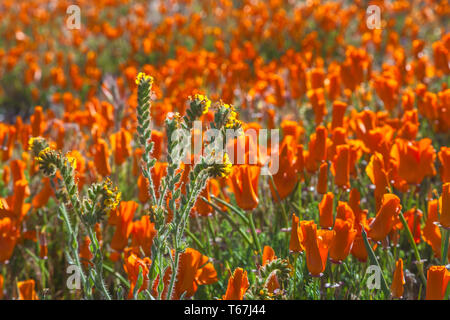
[425,266,450,300]
[439,183,450,228]
[391,258,405,298]
[319,192,334,229]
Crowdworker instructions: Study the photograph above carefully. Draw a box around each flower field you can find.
[0,0,449,301]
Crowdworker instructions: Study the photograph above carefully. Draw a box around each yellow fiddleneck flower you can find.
[135,72,153,85]
[221,152,233,178]
[194,94,211,114]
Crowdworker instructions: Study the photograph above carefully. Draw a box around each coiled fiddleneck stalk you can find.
[136,73,157,205]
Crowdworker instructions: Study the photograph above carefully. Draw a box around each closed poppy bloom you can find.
[30,106,45,137]
[336,201,355,223]
[131,215,157,257]
[439,183,450,228]
[123,253,151,299]
[438,147,450,183]
[230,165,260,210]
[391,258,405,299]
[425,266,450,300]
[368,194,402,242]
[110,129,132,165]
[0,217,20,263]
[0,274,3,300]
[422,200,450,260]
[351,217,372,262]
[329,218,357,263]
[150,130,164,160]
[348,188,363,223]
[289,213,303,253]
[223,268,249,300]
[270,136,298,200]
[79,236,93,267]
[300,220,335,277]
[366,152,390,210]
[308,126,328,164]
[331,100,347,130]
[281,120,304,142]
[317,162,328,194]
[17,279,38,300]
[111,201,137,252]
[262,245,277,266]
[390,138,436,185]
[10,159,26,183]
[156,248,218,300]
[319,192,334,229]
[307,88,326,125]
[137,174,149,203]
[330,144,350,188]
[93,138,111,177]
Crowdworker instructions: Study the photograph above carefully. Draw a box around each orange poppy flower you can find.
[330,144,350,189]
[368,193,402,242]
[93,138,111,177]
[10,159,26,184]
[0,217,20,263]
[439,147,450,183]
[316,162,328,195]
[192,182,214,217]
[230,165,260,210]
[32,177,53,209]
[270,136,298,200]
[123,253,152,299]
[110,201,137,252]
[402,208,422,244]
[308,126,328,166]
[2,179,30,222]
[79,236,93,267]
[439,183,450,228]
[289,213,303,253]
[300,220,334,276]
[422,199,450,260]
[17,279,38,300]
[329,218,357,263]
[425,266,450,300]
[262,245,276,266]
[351,218,372,263]
[155,248,218,300]
[222,268,250,300]
[0,274,3,300]
[30,106,45,137]
[331,100,347,130]
[131,215,157,257]
[390,138,436,185]
[110,129,132,165]
[319,192,334,229]
[366,152,390,210]
[391,258,405,299]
